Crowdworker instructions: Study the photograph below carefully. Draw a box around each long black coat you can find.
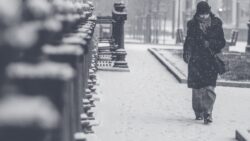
[183,13,226,89]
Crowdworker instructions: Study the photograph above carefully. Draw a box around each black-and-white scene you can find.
[0,0,249,141]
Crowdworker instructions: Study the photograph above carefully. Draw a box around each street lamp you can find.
[246,0,250,53]
[246,22,250,53]
[172,0,176,38]
[177,0,181,30]
[176,0,182,44]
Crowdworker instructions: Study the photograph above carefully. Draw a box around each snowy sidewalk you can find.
[94,43,250,141]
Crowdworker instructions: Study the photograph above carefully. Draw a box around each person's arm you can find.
[207,18,226,54]
[183,21,195,63]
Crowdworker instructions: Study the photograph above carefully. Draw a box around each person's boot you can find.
[204,113,213,124]
[195,112,203,120]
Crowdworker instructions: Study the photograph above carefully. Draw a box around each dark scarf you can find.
[197,16,211,34]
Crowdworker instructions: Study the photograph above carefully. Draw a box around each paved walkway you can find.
[94,43,250,141]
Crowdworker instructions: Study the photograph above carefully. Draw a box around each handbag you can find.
[213,55,226,75]
[207,46,227,75]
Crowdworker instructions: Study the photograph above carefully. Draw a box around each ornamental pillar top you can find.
[112,1,127,21]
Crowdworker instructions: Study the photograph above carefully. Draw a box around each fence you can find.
[0,0,99,141]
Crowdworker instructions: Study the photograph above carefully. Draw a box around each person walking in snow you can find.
[183,1,226,124]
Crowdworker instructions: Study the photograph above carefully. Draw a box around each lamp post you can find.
[176,0,183,44]
[172,0,176,38]
[145,0,152,43]
[246,21,250,53]
[177,0,181,30]
[246,0,250,53]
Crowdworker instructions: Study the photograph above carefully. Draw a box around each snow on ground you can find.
[94,43,250,141]
[125,36,177,45]
[230,41,247,53]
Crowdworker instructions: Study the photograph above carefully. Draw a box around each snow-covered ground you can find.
[125,35,177,45]
[230,41,247,53]
[94,43,250,141]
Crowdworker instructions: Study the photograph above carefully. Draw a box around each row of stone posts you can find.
[96,2,129,71]
[0,0,99,141]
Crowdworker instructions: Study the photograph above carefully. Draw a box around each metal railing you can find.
[0,0,98,141]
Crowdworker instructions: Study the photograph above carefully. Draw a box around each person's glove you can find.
[183,51,191,64]
[204,40,209,48]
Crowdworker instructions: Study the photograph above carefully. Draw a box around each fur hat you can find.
[196,1,211,14]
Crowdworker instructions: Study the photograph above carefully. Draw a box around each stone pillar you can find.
[112,2,129,69]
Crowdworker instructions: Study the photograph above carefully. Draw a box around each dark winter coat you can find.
[183,13,226,89]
